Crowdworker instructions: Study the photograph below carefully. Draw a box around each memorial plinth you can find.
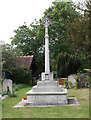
[26,80,68,105]
[26,15,68,105]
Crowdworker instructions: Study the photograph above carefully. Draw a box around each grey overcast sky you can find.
[0,0,85,44]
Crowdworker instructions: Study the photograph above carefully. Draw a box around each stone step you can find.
[37,80,58,87]
[32,86,62,92]
[26,89,68,105]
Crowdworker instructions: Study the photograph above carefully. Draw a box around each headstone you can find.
[77,70,91,88]
[3,79,13,95]
[68,74,77,87]
[78,75,87,88]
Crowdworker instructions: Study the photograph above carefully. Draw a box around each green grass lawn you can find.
[2,84,89,118]
[0,101,2,120]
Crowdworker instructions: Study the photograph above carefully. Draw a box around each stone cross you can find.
[41,15,52,74]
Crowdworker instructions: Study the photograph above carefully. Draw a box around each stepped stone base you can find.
[26,73,68,105]
[26,90,67,105]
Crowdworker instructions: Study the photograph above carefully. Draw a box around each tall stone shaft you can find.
[45,20,50,74]
[41,15,52,74]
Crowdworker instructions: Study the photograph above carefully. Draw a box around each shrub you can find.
[57,52,81,78]
[64,78,73,89]
[86,75,91,88]
[11,67,32,84]
[74,76,79,89]
[12,83,31,97]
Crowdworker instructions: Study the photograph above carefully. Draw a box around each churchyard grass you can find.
[2,84,89,118]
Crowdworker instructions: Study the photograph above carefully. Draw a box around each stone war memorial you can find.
[26,15,68,105]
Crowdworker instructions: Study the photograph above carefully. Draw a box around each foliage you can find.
[11,23,45,74]
[74,71,91,89]
[11,2,81,75]
[44,2,80,58]
[2,44,33,84]
[86,75,91,88]
[43,2,81,72]
[12,83,32,97]
[57,52,81,78]
[11,67,32,84]
[2,44,22,75]
[74,76,79,89]
[64,78,68,88]
[74,71,84,89]
[64,78,72,89]
[5,1,90,79]
[67,0,91,68]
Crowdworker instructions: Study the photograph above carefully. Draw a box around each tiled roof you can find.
[16,55,34,69]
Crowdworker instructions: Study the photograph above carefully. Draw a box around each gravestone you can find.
[3,79,13,95]
[78,70,91,88]
[68,74,77,87]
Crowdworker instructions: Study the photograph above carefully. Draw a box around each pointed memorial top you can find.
[41,15,53,27]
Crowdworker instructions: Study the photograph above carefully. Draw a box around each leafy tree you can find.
[57,52,81,78]
[43,2,80,57]
[42,2,81,72]
[11,1,81,75]
[11,23,45,74]
[67,0,91,68]
[2,44,32,84]
[2,44,22,74]
[84,0,91,66]
[11,67,32,84]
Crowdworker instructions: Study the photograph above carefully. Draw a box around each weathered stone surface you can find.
[26,69,68,105]
[41,72,53,81]
[32,86,61,92]
[26,89,67,105]
[13,97,79,108]
[3,79,13,95]
[31,80,64,92]
[68,74,77,87]
[37,80,58,87]
[26,80,68,105]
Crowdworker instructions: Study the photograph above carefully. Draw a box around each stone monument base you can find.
[26,79,68,105]
[26,90,67,105]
